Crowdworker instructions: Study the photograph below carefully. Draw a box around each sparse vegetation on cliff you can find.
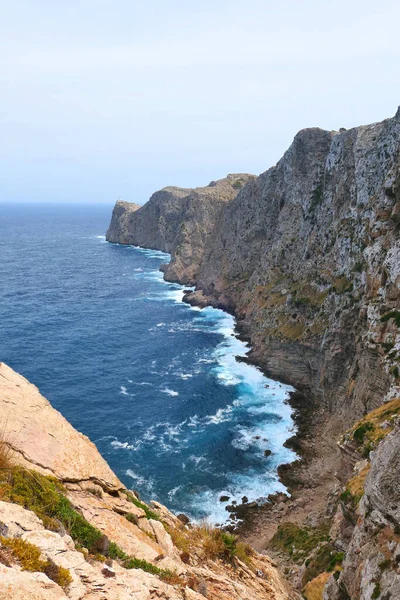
[123,489,160,521]
[0,421,14,471]
[167,522,253,566]
[0,466,180,583]
[0,537,72,590]
[345,398,400,458]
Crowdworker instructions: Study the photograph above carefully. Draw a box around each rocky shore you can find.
[106,108,400,598]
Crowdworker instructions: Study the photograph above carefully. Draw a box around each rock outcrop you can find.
[106,174,256,285]
[0,363,121,491]
[0,362,296,600]
[323,411,400,600]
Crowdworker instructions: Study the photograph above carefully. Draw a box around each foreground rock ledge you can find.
[0,362,297,600]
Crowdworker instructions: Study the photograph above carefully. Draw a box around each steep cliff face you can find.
[106,174,256,285]
[187,111,400,426]
[107,111,400,426]
[0,363,295,600]
[105,200,141,243]
[323,403,400,600]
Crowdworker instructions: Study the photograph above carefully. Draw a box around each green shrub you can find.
[123,491,160,521]
[123,557,180,583]
[353,261,364,273]
[372,582,381,599]
[390,366,399,379]
[340,489,352,503]
[54,494,103,551]
[44,558,73,590]
[378,558,391,570]
[381,342,394,352]
[380,311,400,327]
[108,541,128,560]
[125,513,139,525]
[232,180,243,190]
[353,422,374,443]
[301,544,344,586]
[270,523,329,563]
[362,442,373,458]
[221,532,237,560]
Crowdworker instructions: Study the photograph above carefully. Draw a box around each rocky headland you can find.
[107,108,400,598]
[0,362,295,600]
[106,174,256,285]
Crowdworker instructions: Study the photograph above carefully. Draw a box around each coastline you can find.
[113,242,301,525]
[179,274,343,560]
[108,241,342,572]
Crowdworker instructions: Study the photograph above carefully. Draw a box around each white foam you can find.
[120,385,129,396]
[188,455,206,466]
[168,485,182,499]
[176,372,193,380]
[161,387,179,397]
[187,415,200,428]
[203,405,234,425]
[125,469,156,497]
[111,440,134,450]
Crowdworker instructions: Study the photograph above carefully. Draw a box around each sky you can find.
[1,0,399,204]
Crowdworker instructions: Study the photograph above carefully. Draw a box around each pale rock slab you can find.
[0,565,68,600]
[0,363,121,491]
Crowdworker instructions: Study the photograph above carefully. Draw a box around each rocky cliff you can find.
[322,401,400,600]
[0,362,295,600]
[108,111,399,423]
[106,108,400,599]
[106,174,256,285]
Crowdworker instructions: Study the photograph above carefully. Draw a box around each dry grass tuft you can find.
[191,525,225,560]
[303,571,333,600]
[0,420,14,471]
[168,522,253,566]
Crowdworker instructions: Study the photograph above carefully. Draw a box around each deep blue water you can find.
[0,203,295,523]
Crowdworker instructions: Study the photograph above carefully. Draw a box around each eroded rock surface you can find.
[324,426,400,600]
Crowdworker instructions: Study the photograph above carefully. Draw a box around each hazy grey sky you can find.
[1,0,399,204]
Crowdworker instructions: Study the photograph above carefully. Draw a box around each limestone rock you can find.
[67,490,164,561]
[0,500,44,537]
[106,200,140,243]
[0,362,121,491]
[328,428,400,600]
[0,566,68,600]
[106,174,256,285]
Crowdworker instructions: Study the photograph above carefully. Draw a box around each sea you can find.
[0,202,296,524]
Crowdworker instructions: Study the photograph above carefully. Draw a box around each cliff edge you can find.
[106,174,256,285]
[0,362,295,600]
